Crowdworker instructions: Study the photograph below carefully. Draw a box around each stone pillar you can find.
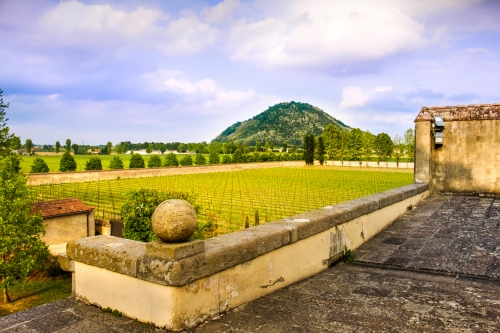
[414,121,432,185]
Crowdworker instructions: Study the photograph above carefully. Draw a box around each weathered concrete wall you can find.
[68,183,428,331]
[325,161,414,168]
[42,211,95,245]
[28,161,304,186]
[415,104,500,194]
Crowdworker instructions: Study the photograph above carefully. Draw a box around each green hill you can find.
[212,101,350,146]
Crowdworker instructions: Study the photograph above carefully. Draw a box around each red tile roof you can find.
[32,199,94,218]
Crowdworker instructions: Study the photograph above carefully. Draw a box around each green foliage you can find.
[343,245,355,262]
[25,139,33,155]
[317,136,325,165]
[303,134,315,165]
[164,153,179,167]
[65,139,71,152]
[147,155,162,168]
[208,151,220,164]
[55,141,60,154]
[347,128,363,161]
[0,89,17,157]
[179,155,193,166]
[121,189,199,242]
[213,101,350,146]
[194,154,206,166]
[392,134,404,166]
[108,156,124,169]
[361,131,375,162]
[123,142,129,153]
[0,157,49,303]
[374,133,394,162]
[71,143,79,155]
[30,157,49,173]
[232,149,242,163]
[85,157,102,171]
[129,153,145,169]
[404,128,415,162]
[221,155,232,164]
[59,151,77,172]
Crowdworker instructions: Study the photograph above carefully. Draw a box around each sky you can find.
[1,0,500,145]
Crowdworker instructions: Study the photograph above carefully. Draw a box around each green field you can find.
[31,166,413,237]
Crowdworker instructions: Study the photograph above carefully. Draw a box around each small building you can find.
[32,199,95,246]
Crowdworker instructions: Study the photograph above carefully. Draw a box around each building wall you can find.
[42,212,95,245]
[415,104,500,194]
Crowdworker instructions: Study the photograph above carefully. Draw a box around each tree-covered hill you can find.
[212,101,350,146]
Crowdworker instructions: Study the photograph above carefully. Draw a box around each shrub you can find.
[59,151,77,172]
[85,157,102,171]
[129,153,145,168]
[232,149,242,163]
[208,151,220,164]
[194,154,206,166]
[30,157,49,173]
[108,156,124,169]
[221,155,232,164]
[179,155,193,166]
[163,153,179,167]
[121,189,200,242]
[147,155,162,168]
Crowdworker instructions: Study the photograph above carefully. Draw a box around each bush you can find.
[179,155,193,166]
[59,151,77,172]
[194,154,206,166]
[208,151,220,164]
[108,156,124,169]
[30,157,49,173]
[164,153,179,167]
[121,189,200,242]
[232,149,242,163]
[85,157,102,171]
[147,155,162,168]
[221,155,232,164]
[129,153,145,168]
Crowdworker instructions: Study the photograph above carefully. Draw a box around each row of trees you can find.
[304,125,415,165]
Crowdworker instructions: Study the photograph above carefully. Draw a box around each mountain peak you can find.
[212,101,350,145]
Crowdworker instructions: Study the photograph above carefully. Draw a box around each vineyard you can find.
[30,166,413,237]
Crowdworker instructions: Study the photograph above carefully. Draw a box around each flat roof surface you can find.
[2,194,499,332]
[32,199,94,218]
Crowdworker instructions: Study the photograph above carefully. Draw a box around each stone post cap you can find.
[151,199,198,242]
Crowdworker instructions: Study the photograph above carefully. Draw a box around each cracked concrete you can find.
[1,194,499,332]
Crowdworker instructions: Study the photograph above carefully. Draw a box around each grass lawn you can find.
[0,278,72,317]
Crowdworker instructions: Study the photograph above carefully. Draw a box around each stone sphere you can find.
[151,199,197,242]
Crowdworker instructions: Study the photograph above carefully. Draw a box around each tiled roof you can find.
[32,199,94,218]
[414,103,500,122]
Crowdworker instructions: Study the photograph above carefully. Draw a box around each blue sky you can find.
[1,0,500,145]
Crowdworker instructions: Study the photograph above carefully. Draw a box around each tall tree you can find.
[0,89,16,156]
[177,143,185,153]
[256,141,262,152]
[322,124,340,161]
[282,142,288,152]
[317,136,325,165]
[347,128,363,161]
[55,141,61,154]
[404,128,415,162]
[361,131,375,163]
[72,143,79,155]
[25,139,33,155]
[107,142,113,154]
[123,141,129,153]
[374,133,394,163]
[0,157,49,303]
[392,134,404,167]
[303,134,315,165]
[65,139,71,152]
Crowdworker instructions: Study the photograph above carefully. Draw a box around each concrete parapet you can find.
[68,183,429,331]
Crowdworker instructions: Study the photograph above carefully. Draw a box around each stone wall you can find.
[415,104,500,194]
[66,183,429,331]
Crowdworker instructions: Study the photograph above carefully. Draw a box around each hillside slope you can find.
[213,101,350,145]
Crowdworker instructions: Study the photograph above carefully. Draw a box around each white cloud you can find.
[202,0,240,24]
[339,86,393,109]
[228,0,428,70]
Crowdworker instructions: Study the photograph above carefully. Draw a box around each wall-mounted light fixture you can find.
[432,115,444,148]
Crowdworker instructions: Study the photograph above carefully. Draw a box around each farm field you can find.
[31,166,414,237]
